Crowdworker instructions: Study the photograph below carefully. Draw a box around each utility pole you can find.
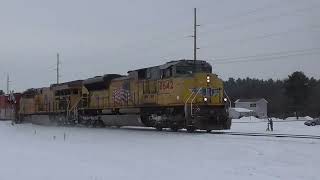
[6,74,9,95]
[193,8,200,67]
[57,53,60,84]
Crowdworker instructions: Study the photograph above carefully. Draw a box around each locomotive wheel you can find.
[156,126,163,131]
[224,118,232,129]
[170,126,179,132]
[186,126,195,133]
[96,121,105,128]
[206,130,212,133]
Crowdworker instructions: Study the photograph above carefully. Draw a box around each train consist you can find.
[17,60,231,132]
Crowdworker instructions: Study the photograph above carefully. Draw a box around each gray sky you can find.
[1,0,319,91]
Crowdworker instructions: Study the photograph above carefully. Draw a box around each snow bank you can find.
[231,107,253,113]
[304,116,314,120]
[285,116,313,121]
[232,116,266,123]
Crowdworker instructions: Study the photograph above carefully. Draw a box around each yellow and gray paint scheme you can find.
[18,60,231,132]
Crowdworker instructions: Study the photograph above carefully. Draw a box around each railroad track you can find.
[121,127,320,140]
[211,131,320,140]
[105,127,320,139]
[18,121,320,139]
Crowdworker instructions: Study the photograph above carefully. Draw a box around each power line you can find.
[201,24,320,49]
[202,1,283,28]
[211,50,320,65]
[117,2,283,58]
[91,4,320,65]
[156,34,320,63]
[136,3,281,56]
[212,48,320,62]
[201,5,320,35]
[105,4,290,62]
[151,6,320,61]
[137,2,275,51]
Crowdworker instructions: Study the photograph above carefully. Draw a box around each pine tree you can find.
[284,72,310,116]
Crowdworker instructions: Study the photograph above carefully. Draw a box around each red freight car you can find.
[0,93,21,120]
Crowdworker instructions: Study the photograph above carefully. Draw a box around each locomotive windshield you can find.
[130,60,213,79]
[175,62,212,75]
[176,66,194,74]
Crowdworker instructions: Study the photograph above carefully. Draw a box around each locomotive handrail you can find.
[67,97,82,119]
[70,97,82,112]
[184,91,195,119]
[66,100,71,118]
[190,88,202,117]
[184,87,202,119]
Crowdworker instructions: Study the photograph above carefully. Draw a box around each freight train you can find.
[17,59,231,132]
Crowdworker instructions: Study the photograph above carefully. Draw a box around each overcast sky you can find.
[0,0,319,91]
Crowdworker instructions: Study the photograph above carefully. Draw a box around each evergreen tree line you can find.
[224,72,320,118]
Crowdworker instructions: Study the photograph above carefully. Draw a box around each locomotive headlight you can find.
[224,98,228,102]
[204,97,208,102]
[206,76,210,83]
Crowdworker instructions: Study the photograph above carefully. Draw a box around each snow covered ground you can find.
[0,119,319,180]
[230,117,320,135]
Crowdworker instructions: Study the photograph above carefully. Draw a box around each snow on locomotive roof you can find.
[127,59,210,73]
[83,74,123,91]
[51,80,83,88]
[83,74,123,85]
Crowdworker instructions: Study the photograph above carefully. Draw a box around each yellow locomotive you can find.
[19,60,231,132]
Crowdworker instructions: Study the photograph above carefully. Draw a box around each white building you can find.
[235,98,268,118]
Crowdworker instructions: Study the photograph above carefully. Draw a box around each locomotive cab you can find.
[173,60,230,131]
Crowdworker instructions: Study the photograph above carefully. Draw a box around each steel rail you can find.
[211,131,320,140]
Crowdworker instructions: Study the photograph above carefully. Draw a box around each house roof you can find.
[235,98,268,103]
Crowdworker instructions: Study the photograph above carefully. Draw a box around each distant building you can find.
[229,107,255,119]
[235,98,268,118]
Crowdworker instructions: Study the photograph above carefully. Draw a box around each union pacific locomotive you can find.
[18,60,231,132]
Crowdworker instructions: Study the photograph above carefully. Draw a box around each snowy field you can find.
[230,117,320,136]
[0,119,320,180]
